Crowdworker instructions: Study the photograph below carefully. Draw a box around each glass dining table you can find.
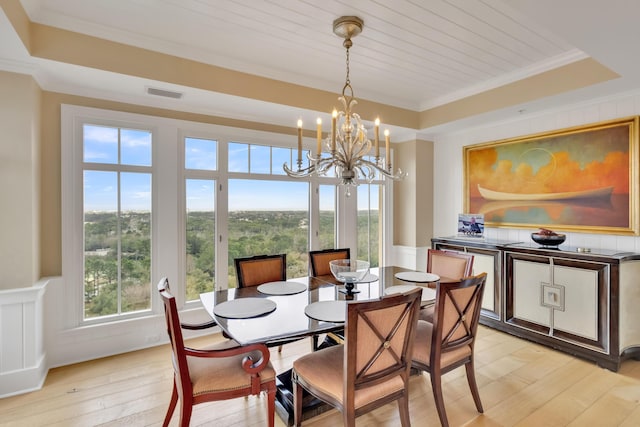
[198,265,441,426]
[198,265,439,347]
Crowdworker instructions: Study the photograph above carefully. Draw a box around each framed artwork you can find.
[463,116,639,235]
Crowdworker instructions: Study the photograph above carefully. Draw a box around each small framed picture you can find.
[457,214,485,239]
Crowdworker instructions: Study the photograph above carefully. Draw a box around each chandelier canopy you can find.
[283,16,406,194]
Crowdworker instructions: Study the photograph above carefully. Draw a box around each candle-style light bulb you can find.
[331,109,337,152]
[316,118,322,156]
[297,119,303,165]
[384,129,390,169]
[374,118,380,158]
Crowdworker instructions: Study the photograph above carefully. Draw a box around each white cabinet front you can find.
[473,252,495,313]
[513,260,551,327]
[553,265,599,341]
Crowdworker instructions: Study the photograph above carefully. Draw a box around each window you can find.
[184,137,218,301]
[318,185,337,249]
[63,105,393,327]
[357,183,382,267]
[82,124,152,319]
[227,142,310,283]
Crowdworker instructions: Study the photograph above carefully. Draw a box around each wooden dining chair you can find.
[427,249,474,280]
[235,253,292,352]
[309,248,350,276]
[421,249,475,322]
[412,273,487,427]
[292,288,422,427]
[308,248,350,350]
[235,253,287,288]
[158,278,276,427]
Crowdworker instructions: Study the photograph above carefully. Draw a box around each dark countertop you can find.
[433,236,640,262]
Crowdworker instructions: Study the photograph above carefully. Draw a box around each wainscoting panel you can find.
[0,281,47,397]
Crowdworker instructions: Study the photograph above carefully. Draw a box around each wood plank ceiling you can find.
[5,0,636,135]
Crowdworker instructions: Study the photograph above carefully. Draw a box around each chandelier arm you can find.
[283,162,316,177]
[356,158,406,180]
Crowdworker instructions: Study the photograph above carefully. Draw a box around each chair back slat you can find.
[309,248,350,276]
[235,254,287,287]
[345,288,421,391]
[427,249,474,279]
[431,273,487,359]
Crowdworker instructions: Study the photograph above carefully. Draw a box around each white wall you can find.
[432,89,640,254]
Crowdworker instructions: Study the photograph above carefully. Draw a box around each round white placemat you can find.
[384,285,436,302]
[257,281,307,295]
[357,273,378,283]
[395,271,440,283]
[304,300,346,323]
[213,298,277,319]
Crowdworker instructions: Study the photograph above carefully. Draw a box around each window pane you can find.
[228,142,249,172]
[228,179,309,286]
[250,145,270,174]
[83,124,118,164]
[185,137,217,170]
[121,129,152,166]
[82,122,153,321]
[186,179,215,300]
[84,171,118,318]
[120,172,151,313]
[272,147,290,176]
[357,184,381,267]
[319,185,336,249]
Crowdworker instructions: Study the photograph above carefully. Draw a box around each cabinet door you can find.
[432,242,501,321]
[512,259,551,327]
[553,265,599,341]
[473,252,496,313]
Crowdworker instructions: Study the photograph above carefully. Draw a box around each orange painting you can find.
[464,116,639,235]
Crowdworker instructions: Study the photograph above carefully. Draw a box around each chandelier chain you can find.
[345,43,350,88]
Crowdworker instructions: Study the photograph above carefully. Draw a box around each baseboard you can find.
[0,353,48,398]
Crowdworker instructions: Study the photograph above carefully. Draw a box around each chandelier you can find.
[283,16,406,195]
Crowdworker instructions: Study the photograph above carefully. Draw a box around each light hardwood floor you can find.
[2,326,640,426]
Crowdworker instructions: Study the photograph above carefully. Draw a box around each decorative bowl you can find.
[531,232,566,247]
[329,259,370,284]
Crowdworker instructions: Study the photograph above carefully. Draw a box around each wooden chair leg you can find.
[266,386,276,427]
[465,361,484,413]
[430,370,450,427]
[343,408,356,427]
[178,399,193,427]
[293,374,304,427]
[398,395,411,427]
[162,380,178,427]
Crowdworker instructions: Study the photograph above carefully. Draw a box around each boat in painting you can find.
[477,184,614,201]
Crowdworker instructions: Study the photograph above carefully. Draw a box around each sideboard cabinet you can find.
[432,237,640,371]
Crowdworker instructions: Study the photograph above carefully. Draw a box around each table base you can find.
[275,369,334,426]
